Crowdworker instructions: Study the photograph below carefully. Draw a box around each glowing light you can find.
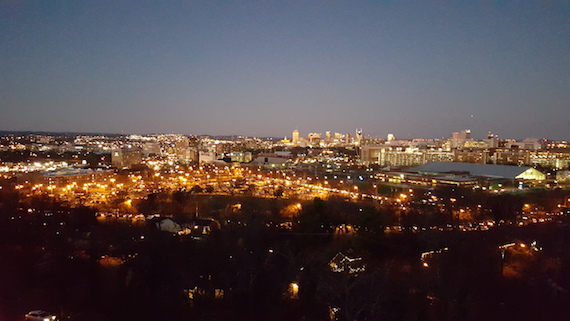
[289,282,299,299]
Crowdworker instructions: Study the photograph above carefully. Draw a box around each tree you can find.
[191,185,203,194]
[296,198,334,234]
[70,206,97,228]
[137,193,160,214]
[274,186,284,198]
[489,193,524,222]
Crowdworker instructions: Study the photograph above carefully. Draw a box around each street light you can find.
[289,282,299,299]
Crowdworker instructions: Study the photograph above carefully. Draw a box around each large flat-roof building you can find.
[413,162,546,180]
[375,162,546,188]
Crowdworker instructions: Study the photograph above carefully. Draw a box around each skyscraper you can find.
[355,129,363,146]
[292,130,300,147]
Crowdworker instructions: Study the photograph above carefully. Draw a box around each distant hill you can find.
[0,131,281,141]
[0,130,125,138]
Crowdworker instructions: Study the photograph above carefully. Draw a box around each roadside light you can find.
[289,282,299,299]
[422,262,429,268]
[520,243,526,248]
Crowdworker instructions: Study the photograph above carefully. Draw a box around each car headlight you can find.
[44,318,50,321]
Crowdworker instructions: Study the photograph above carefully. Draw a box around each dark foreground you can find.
[2,206,570,321]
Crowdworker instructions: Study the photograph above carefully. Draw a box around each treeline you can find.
[2,186,570,320]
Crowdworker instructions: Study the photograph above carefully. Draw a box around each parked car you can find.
[25,310,57,321]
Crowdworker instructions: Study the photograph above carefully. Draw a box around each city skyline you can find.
[0,128,564,142]
[2,2,570,139]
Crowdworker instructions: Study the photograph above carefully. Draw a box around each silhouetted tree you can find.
[70,206,97,228]
[191,185,203,194]
[274,186,284,198]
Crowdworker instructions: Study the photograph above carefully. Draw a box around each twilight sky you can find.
[1,1,569,140]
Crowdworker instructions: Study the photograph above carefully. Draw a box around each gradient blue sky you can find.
[1,1,569,140]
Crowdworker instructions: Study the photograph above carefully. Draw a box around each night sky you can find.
[1,1,569,140]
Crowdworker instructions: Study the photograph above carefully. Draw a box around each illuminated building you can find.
[484,133,499,148]
[360,145,453,166]
[355,129,363,146]
[250,153,292,168]
[529,150,570,169]
[307,133,321,146]
[18,168,113,187]
[329,252,365,274]
[111,148,142,168]
[414,162,546,180]
[453,149,491,164]
[225,152,253,163]
[292,130,300,147]
[504,138,544,150]
[449,129,473,148]
[376,170,479,187]
[376,162,546,188]
[143,142,161,156]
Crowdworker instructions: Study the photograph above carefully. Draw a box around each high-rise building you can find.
[292,130,300,147]
[452,129,471,140]
[484,133,499,148]
[355,129,363,146]
[308,133,321,145]
[450,129,472,148]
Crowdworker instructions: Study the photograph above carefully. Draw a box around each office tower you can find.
[355,129,363,146]
[308,133,321,145]
[292,130,300,147]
